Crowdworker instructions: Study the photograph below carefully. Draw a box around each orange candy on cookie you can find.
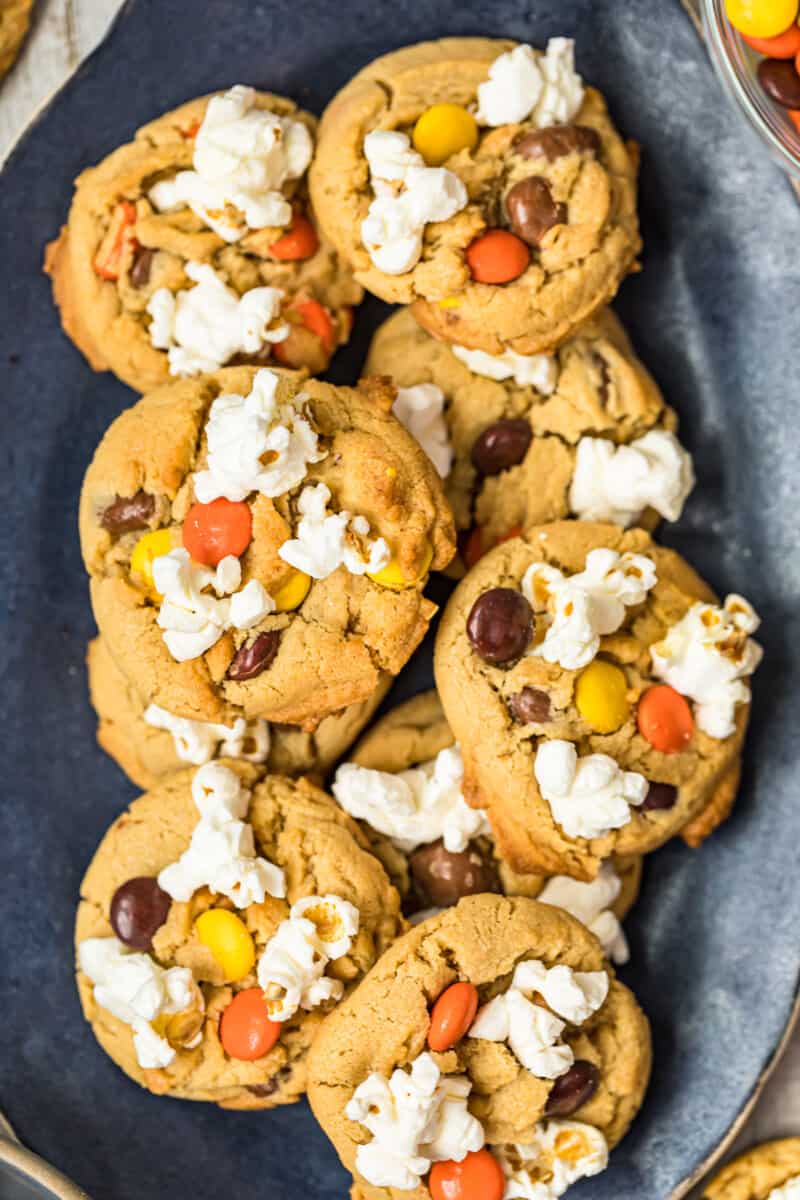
[183,498,253,566]
[220,988,281,1061]
[637,684,694,753]
[427,982,479,1052]
[268,212,320,261]
[466,230,530,284]
[429,1149,506,1200]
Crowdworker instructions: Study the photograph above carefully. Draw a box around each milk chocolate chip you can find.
[515,124,601,162]
[227,631,281,681]
[642,781,678,811]
[545,1060,600,1116]
[505,177,567,247]
[467,588,534,664]
[471,419,532,475]
[409,840,501,908]
[130,247,155,288]
[100,490,155,534]
[509,686,551,724]
[758,59,800,108]
[110,876,171,951]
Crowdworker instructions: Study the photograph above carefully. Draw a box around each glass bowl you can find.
[701,0,800,179]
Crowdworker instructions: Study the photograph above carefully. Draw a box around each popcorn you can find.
[534,739,648,840]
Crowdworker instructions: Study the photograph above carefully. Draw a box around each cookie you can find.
[333,690,640,963]
[0,0,33,78]
[307,894,651,1200]
[75,760,403,1108]
[87,636,393,791]
[310,38,640,355]
[78,365,454,728]
[365,306,692,569]
[434,522,762,880]
[701,1141,800,1200]
[45,86,363,392]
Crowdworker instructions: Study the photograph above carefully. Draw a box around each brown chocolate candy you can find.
[505,177,567,247]
[99,490,155,534]
[545,1060,600,1116]
[110,876,171,951]
[758,59,800,109]
[642,781,679,811]
[227,631,281,681]
[471,419,532,476]
[409,840,501,908]
[515,124,601,162]
[130,247,155,288]
[467,588,534,665]
[509,686,551,724]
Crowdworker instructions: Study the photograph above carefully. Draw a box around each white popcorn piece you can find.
[767,1178,800,1200]
[148,84,312,242]
[333,745,489,854]
[360,130,467,275]
[523,548,657,670]
[650,595,762,738]
[345,1052,484,1190]
[534,740,648,840]
[537,862,629,965]
[278,482,390,579]
[152,548,274,662]
[192,368,324,504]
[498,1120,609,1199]
[143,704,270,767]
[470,956,608,1080]
[476,40,584,128]
[146,262,288,377]
[392,384,453,478]
[78,937,200,1069]
[451,344,558,393]
[257,894,360,1022]
[158,762,286,907]
[569,430,695,527]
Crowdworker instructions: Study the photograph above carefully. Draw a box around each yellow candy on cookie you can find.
[368,543,434,590]
[195,909,255,982]
[273,569,312,612]
[575,660,630,734]
[412,103,479,166]
[129,528,174,599]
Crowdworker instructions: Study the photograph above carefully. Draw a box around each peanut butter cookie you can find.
[701,1140,800,1200]
[434,523,761,879]
[45,86,363,392]
[310,38,640,355]
[307,894,651,1200]
[75,761,403,1107]
[366,306,692,572]
[79,365,454,729]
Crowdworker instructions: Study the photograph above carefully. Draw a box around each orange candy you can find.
[268,212,320,261]
[427,982,479,1052]
[274,299,337,365]
[637,684,694,753]
[462,524,523,569]
[429,1149,506,1200]
[183,498,252,566]
[789,107,800,128]
[220,989,281,1061]
[93,201,137,280]
[742,22,800,53]
[466,230,530,284]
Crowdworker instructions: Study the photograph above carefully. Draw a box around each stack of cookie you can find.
[48,38,766,1200]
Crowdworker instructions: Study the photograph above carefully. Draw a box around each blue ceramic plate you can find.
[1,1,799,1197]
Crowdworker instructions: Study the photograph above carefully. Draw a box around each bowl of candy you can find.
[702,0,800,179]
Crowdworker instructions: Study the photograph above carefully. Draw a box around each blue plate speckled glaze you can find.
[1,1,799,1198]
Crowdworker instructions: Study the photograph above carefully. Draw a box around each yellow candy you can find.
[130,528,174,598]
[272,569,311,612]
[367,542,434,591]
[575,660,630,734]
[437,297,461,309]
[725,0,798,37]
[195,909,255,982]
[412,103,479,166]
